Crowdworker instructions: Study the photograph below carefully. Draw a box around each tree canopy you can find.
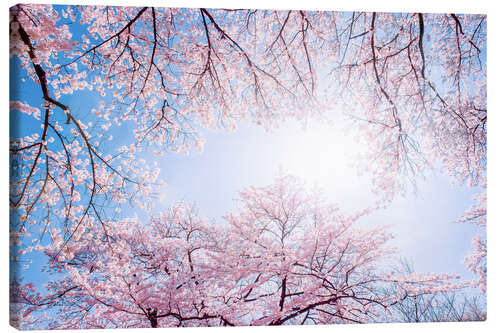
[9,3,486,329]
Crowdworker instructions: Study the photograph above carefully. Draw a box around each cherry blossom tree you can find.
[10,175,467,329]
[214,175,467,325]
[11,203,228,329]
[384,259,486,323]
[456,191,486,294]
[9,3,486,326]
[331,12,486,198]
[9,5,486,239]
[9,4,329,265]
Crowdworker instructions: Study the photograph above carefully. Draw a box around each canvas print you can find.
[9,3,486,329]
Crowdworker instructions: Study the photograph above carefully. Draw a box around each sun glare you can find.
[275,120,372,210]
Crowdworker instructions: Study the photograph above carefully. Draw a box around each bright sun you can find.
[274,119,372,210]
